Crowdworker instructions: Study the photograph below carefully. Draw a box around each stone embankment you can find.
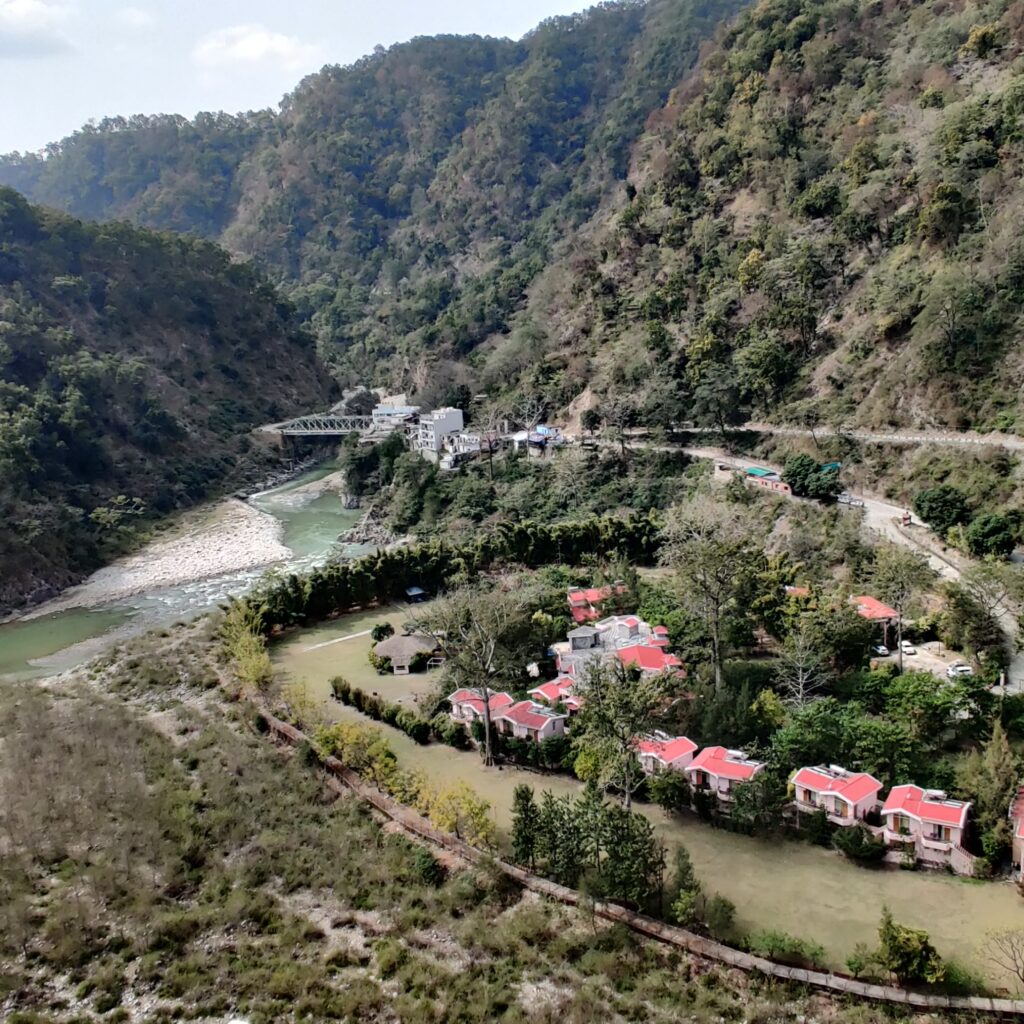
[261,711,1024,1017]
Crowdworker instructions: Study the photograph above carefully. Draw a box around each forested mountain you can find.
[0,187,330,610]
[3,0,1024,435]
[532,0,1024,434]
[0,0,741,400]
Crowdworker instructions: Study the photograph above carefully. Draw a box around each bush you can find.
[409,651,431,673]
[748,930,827,968]
[913,486,970,535]
[431,714,469,748]
[833,825,887,863]
[704,894,736,940]
[648,770,692,813]
[804,807,833,847]
[329,676,351,702]
[965,513,1017,557]
[411,847,446,887]
[371,622,395,643]
[368,651,393,675]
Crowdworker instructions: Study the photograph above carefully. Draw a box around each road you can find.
[677,444,1024,692]
[683,422,1024,451]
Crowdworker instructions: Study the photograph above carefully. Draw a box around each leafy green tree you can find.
[876,907,945,985]
[833,825,887,863]
[647,770,691,813]
[912,485,970,535]
[572,659,671,811]
[957,722,1019,860]
[663,497,762,691]
[966,513,1018,558]
[511,784,541,870]
[782,454,840,501]
[371,622,395,643]
[730,772,787,834]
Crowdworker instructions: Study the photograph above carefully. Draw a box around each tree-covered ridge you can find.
[0,0,743,394]
[0,187,330,610]
[548,0,1024,432]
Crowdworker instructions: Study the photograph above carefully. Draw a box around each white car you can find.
[946,663,974,678]
[900,640,917,656]
[872,645,890,657]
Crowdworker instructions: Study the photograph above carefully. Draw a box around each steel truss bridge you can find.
[259,414,375,437]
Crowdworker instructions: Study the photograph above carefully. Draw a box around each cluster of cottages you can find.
[442,583,989,877]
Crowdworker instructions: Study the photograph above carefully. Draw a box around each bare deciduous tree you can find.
[983,930,1024,989]
[413,581,534,766]
[776,618,831,708]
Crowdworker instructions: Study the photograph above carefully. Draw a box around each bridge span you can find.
[258,413,375,437]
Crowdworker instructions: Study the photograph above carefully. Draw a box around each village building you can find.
[552,614,682,679]
[446,688,515,725]
[791,764,883,824]
[494,700,568,743]
[566,583,627,624]
[371,633,436,675]
[881,785,973,871]
[527,675,576,706]
[685,746,764,804]
[414,407,465,461]
[636,733,697,775]
[744,466,792,494]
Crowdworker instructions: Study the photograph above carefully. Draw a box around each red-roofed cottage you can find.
[494,701,567,743]
[447,688,515,725]
[791,764,883,824]
[685,746,764,804]
[527,676,575,707]
[1010,786,1024,878]
[636,734,698,775]
[882,785,973,871]
[615,643,684,677]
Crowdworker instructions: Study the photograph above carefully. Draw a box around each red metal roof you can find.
[616,643,682,673]
[498,700,566,730]
[447,689,514,715]
[528,677,574,704]
[636,735,697,764]
[882,785,970,829]
[852,595,899,621]
[686,746,763,782]
[653,625,669,635]
[792,766,882,805]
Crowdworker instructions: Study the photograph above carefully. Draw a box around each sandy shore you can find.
[20,499,291,620]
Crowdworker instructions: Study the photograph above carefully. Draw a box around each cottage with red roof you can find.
[791,764,883,824]
[567,583,628,623]
[446,688,515,725]
[527,675,576,709]
[882,785,972,870]
[494,700,567,743]
[685,746,764,804]
[1010,786,1024,878]
[636,733,697,775]
[851,595,899,622]
[616,642,684,677]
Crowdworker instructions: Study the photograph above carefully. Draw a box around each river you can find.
[0,462,364,680]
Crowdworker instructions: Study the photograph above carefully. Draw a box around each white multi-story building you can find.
[415,407,465,459]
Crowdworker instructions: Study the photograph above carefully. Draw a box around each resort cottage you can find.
[372,633,436,675]
[566,584,627,623]
[494,701,568,743]
[446,688,514,725]
[791,764,883,824]
[685,746,764,804]
[636,733,697,775]
[881,785,973,871]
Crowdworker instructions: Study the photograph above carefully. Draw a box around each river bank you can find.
[17,499,291,621]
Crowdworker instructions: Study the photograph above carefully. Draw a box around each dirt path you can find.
[684,422,1024,451]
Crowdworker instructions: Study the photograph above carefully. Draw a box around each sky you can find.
[0,0,594,152]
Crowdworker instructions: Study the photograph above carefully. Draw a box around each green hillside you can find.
[0,187,331,611]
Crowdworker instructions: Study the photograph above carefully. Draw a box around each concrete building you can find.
[415,407,465,460]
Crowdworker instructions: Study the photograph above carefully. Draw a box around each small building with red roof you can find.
[527,675,576,708]
[636,733,698,775]
[446,688,515,725]
[851,595,899,622]
[494,700,567,743]
[791,764,883,825]
[1010,785,1024,877]
[567,583,628,623]
[616,643,684,677]
[685,746,764,803]
[882,785,972,869]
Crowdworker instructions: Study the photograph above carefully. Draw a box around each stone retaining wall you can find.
[261,712,1024,1016]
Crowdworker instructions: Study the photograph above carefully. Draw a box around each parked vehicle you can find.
[837,492,865,507]
[872,645,890,657]
[946,663,974,678]
[900,640,917,656]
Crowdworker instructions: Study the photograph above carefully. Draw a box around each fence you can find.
[260,712,1024,1016]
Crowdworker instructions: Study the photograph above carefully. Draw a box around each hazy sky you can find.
[0,0,594,152]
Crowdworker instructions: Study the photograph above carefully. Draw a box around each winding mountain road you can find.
[684,422,1024,451]
[676,444,1024,692]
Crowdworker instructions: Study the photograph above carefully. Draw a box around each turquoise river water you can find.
[0,463,363,680]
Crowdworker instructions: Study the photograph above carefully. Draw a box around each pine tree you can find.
[511,784,540,870]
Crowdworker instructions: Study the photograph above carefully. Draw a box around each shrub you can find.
[748,930,827,968]
[330,676,351,702]
[371,622,395,643]
[833,824,887,863]
[648,770,691,813]
[368,651,392,675]
[965,512,1017,557]
[411,847,446,887]
[409,651,431,673]
[912,485,970,535]
[804,807,833,847]
[704,894,736,941]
